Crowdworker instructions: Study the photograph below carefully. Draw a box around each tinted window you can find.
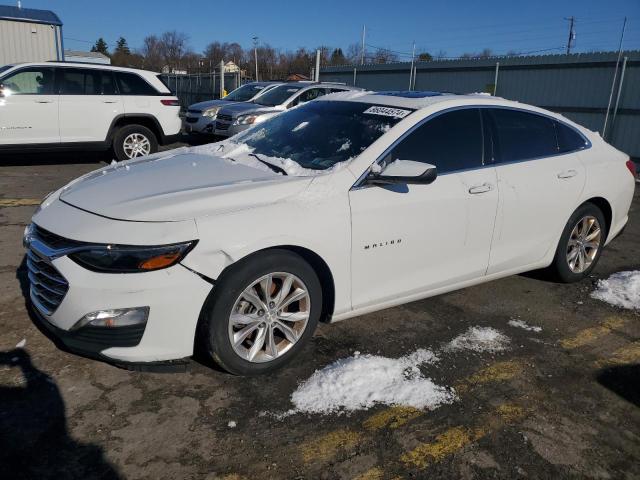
[1,67,54,95]
[116,72,158,95]
[233,101,408,171]
[296,88,326,105]
[388,109,483,173]
[253,84,303,106]
[488,109,558,162]
[555,121,587,153]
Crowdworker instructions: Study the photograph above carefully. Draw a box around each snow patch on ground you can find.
[508,319,542,332]
[591,271,640,310]
[282,349,455,415]
[445,326,510,353]
[15,338,26,348]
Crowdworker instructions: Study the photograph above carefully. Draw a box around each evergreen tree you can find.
[90,38,109,55]
[417,52,433,61]
[114,37,131,56]
[330,48,347,65]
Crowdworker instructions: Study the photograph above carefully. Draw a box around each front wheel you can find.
[549,203,607,283]
[199,250,322,375]
[112,125,158,161]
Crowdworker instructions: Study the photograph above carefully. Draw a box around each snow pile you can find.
[508,319,542,332]
[286,349,455,415]
[445,327,510,353]
[591,271,640,310]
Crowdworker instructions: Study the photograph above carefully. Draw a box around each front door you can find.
[0,66,58,144]
[349,108,499,309]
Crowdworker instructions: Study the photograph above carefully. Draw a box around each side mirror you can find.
[367,159,437,186]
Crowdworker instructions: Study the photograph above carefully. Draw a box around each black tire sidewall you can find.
[200,250,322,376]
[552,203,607,283]
[112,125,158,161]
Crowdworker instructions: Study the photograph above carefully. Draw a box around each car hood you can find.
[219,102,284,118]
[189,99,237,112]
[58,152,312,222]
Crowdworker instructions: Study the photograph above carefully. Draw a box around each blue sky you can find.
[21,0,640,57]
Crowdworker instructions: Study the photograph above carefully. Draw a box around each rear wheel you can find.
[549,203,607,283]
[199,250,322,375]
[112,124,158,161]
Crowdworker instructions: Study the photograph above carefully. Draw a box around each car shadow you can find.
[596,364,640,407]
[1,150,113,166]
[0,348,123,479]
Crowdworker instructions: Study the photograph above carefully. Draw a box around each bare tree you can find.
[158,31,190,71]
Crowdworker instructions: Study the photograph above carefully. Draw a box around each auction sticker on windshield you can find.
[363,106,412,118]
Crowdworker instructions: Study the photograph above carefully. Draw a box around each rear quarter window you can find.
[555,121,588,153]
[116,72,159,95]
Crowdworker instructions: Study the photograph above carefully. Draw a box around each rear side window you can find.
[388,108,483,174]
[1,67,54,94]
[58,68,117,95]
[555,121,587,153]
[116,72,158,95]
[488,109,558,162]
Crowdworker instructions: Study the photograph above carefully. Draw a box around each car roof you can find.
[4,61,161,76]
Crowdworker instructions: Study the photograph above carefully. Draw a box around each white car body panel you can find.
[59,92,124,142]
[0,92,59,144]
[26,93,635,363]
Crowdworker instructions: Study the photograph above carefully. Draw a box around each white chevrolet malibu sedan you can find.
[25,91,636,375]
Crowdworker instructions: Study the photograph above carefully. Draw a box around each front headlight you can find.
[203,106,220,117]
[234,114,264,125]
[69,241,197,273]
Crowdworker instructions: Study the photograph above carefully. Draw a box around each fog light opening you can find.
[72,306,149,330]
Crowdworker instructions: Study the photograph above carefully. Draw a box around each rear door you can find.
[485,108,586,274]
[58,68,124,143]
[0,66,58,144]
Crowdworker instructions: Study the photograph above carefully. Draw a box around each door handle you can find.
[34,100,53,103]
[468,183,493,194]
[557,169,578,179]
[102,100,118,104]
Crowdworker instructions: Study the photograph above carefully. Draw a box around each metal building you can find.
[320,51,640,159]
[0,4,63,65]
[64,50,110,65]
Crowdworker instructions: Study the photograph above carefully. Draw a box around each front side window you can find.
[253,84,303,107]
[232,101,410,171]
[386,108,483,174]
[1,67,54,95]
[294,88,327,105]
[487,108,558,162]
[116,72,158,95]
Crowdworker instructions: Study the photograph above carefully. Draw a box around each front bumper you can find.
[214,120,251,138]
[28,252,212,364]
[184,113,216,134]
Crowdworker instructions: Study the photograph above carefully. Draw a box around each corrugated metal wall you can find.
[320,51,640,158]
[0,19,61,65]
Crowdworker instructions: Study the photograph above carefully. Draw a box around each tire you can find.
[549,202,607,283]
[112,124,158,161]
[199,249,322,376]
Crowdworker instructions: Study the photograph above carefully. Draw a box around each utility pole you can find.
[603,16,627,139]
[409,41,416,90]
[315,49,321,82]
[252,36,259,81]
[361,24,366,65]
[565,16,576,54]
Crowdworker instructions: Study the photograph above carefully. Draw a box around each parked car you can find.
[214,82,360,137]
[0,62,181,160]
[184,81,282,135]
[25,91,635,375]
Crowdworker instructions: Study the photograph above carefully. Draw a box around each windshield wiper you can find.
[249,153,288,176]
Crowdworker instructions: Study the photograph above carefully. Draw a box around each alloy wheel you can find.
[566,215,602,273]
[122,133,151,158]
[228,272,311,363]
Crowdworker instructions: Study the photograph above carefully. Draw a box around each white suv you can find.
[0,62,181,160]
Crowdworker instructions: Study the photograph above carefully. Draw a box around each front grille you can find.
[216,121,230,130]
[27,249,69,316]
[216,114,233,122]
[185,117,198,123]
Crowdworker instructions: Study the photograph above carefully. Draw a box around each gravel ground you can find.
[1,147,639,480]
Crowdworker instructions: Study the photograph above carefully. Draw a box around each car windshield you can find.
[225,84,268,102]
[253,84,303,106]
[231,101,413,171]
[0,64,14,77]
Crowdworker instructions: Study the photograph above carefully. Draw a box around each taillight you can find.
[626,159,637,178]
[160,99,180,106]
